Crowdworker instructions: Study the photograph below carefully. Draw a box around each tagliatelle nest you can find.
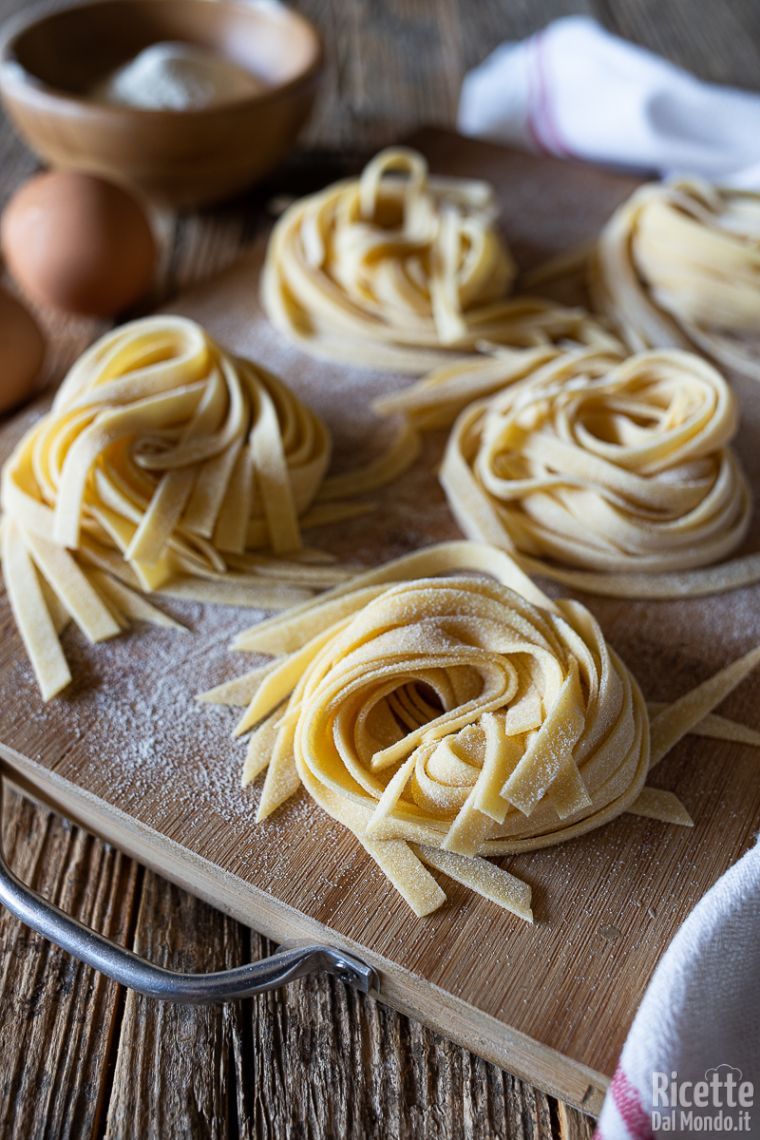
[0,315,414,700]
[439,347,760,599]
[201,542,760,920]
[591,179,760,382]
[262,147,620,374]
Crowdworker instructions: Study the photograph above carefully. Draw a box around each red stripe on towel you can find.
[610,1067,654,1140]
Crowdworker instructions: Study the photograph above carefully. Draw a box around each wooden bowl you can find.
[0,0,323,207]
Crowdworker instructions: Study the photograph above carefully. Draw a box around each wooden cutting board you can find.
[1,128,759,1116]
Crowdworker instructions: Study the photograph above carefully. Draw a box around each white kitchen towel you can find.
[458,16,760,187]
[595,837,760,1139]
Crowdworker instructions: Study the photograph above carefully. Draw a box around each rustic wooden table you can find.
[1,2,758,1137]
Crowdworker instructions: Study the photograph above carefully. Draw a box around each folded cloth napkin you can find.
[595,837,760,1139]
[458,16,760,187]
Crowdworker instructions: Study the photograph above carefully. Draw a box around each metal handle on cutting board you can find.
[0,774,378,1002]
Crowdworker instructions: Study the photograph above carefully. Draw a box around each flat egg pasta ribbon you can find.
[262,146,620,374]
[199,541,760,919]
[0,315,413,700]
[440,347,760,599]
[373,329,622,431]
[590,179,760,382]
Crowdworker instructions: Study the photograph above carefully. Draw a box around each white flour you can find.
[1,161,758,1052]
[91,42,265,111]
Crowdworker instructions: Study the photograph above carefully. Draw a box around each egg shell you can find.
[1,170,157,317]
[0,286,45,414]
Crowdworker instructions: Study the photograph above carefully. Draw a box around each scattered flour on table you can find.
[2,224,759,933]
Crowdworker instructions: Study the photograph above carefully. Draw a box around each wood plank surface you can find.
[0,1,759,1137]
[3,125,760,1122]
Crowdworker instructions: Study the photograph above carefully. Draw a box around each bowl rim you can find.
[0,0,324,118]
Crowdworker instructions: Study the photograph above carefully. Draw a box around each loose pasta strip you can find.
[647,703,760,748]
[439,347,760,598]
[590,179,760,382]
[262,147,618,374]
[0,315,408,699]
[2,520,71,701]
[373,332,619,431]
[199,541,760,919]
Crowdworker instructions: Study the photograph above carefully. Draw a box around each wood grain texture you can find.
[104,875,247,1140]
[3,127,760,1127]
[0,1,757,1137]
[0,787,137,1139]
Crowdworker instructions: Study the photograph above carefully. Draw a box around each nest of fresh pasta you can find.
[0,315,413,698]
[591,179,760,383]
[262,147,620,373]
[201,543,760,919]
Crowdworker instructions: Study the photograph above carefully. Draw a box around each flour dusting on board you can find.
[3,233,759,907]
[0,138,759,1085]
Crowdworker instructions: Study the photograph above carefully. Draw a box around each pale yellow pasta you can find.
[591,179,760,382]
[1,315,411,699]
[441,348,760,598]
[374,321,621,429]
[262,147,618,374]
[200,541,760,919]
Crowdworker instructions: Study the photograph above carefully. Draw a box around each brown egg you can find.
[0,286,45,414]
[1,170,157,317]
